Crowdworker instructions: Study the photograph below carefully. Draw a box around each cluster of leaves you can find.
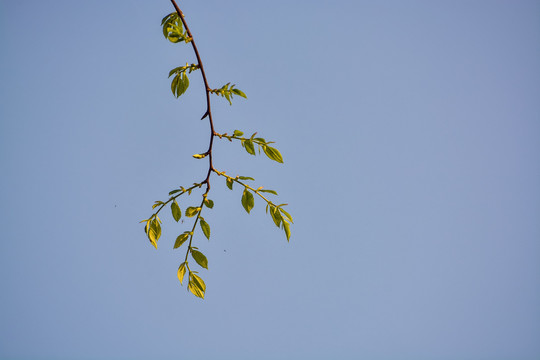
[143,8,292,299]
[217,172,293,241]
[216,130,283,163]
[169,63,199,98]
[209,83,247,105]
[161,12,190,43]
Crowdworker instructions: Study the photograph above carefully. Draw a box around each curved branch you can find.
[170,0,216,192]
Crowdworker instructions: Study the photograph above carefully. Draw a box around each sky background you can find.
[1,0,539,359]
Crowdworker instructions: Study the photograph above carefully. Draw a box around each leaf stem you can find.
[170,0,216,195]
[213,170,275,205]
[152,183,201,217]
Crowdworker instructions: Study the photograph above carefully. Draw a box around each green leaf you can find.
[171,74,179,97]
[231,88,247,98]
[180,73,190,95]
[148,218,161,249]
[224,91,231,105]
[262,146,284,163]
[174,232,190,249]
[152,201,164,209]
[191,250,208,269]
[226,178,233,190]
[173,73,189,97]
[244,139,256,155]
[259,189,278,195]
[188,273,206,299]
[200,218,211,239]
[279,207,294,223]
[162,12,186,43]
[238,176,255,181]
[283,221,291,242]
[185,206,201,217]
[177,262,187,285]
[241,189,255,214]
[269,206,282,227]
[171,200,182,222]
[143,219,150,234]
[233,130,244,137]
[204,198,214,208]
[169,189,181,195]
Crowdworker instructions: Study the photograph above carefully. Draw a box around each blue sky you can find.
[1,0,539,359]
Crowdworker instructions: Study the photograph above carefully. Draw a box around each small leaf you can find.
[244,140,256,155]
[231,88,247,98]
[241,189,255,214]
[191,250,208,269]
[174,232,190,249]
[192,153,206,159]
[200,218,211,239]
[279,207,294,223]
[148,218,161,249]
[263,146,284,163]
[177,262,187,285]
[226,178,233,190]
[224,91,232,105]
[171,200,182,222]
[168,67,180,78]
[283,221,291,242]
[188,273,206,299]
[169,189,181,195]
[204,198,214,208]
[185,206,201,217]
[152,201,164,209]
[143,219,150,234]
[238,176,255,181]
[171,74,179,97]
[259,189,278,195]
[178,73,189,96]
[233,130,243,137]
[269,206,282,227]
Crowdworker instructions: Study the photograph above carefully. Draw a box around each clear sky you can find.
[1,0,539,359]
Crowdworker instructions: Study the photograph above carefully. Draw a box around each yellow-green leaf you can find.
[148,218,161,249]
[191,250,208,269]
[262,145,284,163]
[185,206,201,217]
[188,273,206,298]
[171,200,181,222]
[269,205,282,227]
[279,207,294,223]
[177,262,187,285]
[241,189,255,214]
[231,88,247,98]
[200,219,211,239]
[244,139,256,155]
[259,189,278,195]
[226,178,233,190]
[204,198,214,208]
[283,221,291,242]
[174,232,190,249]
